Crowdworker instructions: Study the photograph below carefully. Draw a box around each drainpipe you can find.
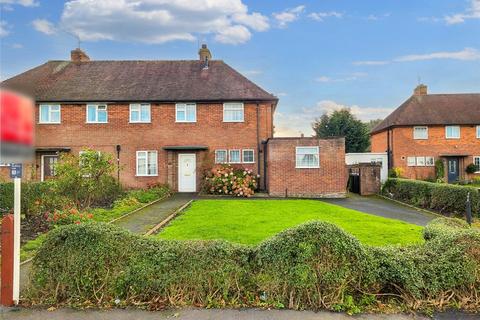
[256,103,261,188]
[262,139,268,191]
[116,144,121,183]
[387,129,392,170]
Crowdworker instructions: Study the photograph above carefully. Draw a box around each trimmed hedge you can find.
[27,219,480,313]
[383,178,480,217]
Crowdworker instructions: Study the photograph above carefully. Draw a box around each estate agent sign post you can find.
[0,90,34,306]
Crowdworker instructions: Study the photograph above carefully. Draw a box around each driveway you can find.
[321,193,437,226]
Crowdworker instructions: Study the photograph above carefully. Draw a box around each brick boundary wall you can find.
[266,137,347,198]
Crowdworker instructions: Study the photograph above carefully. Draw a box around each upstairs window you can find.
[176,103,196,122]
[477,125,480,139]
[413,126,428,139]
[223,103,244,122]
[39,104,61,123]
[296,147,319,168]
[215,150,227,163]
[130,103,151,123]
[136,151,158,176]
[445,125,460,139]
[87,104,108,123]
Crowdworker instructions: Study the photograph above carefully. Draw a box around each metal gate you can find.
[348,167,360,194]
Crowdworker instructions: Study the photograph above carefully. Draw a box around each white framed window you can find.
[476,126,480,139]
[223,102,244,122]
[413,126,428,139]
[416,156,426,166]
[86,104,108,123]
[39,104,61,124]
[242,149,255,163]
[296,146,319,168]
[176,103,196,122]
[215,150,227,164]
[474,156,480,173]
[229,149,241,163]
[130,103,151,123]
[407,157,416,167]
[425,156,435,166]
[136,151,158,176]
[445,125,460,139]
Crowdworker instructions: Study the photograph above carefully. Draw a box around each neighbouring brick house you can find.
[371,84,480,183]
[1,45,347,197]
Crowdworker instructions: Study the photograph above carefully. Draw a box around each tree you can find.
[366,118,383,132]
[312,109,370,153]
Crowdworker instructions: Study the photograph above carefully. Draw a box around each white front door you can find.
[178,153,196,192]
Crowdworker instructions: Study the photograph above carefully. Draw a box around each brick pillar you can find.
[1,214,14,306]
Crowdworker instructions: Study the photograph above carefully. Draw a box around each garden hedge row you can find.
[0,181,56,217]
[382,178,480,217]
[27,219,480,313]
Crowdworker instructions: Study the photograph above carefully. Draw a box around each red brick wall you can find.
[266,137,347,198]
[33,102,275,189]
[371,125,480,180]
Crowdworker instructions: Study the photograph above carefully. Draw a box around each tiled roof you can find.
[372,93,480,133]
[1,60,277,102]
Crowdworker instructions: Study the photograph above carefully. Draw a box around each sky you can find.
[0,0,479,136]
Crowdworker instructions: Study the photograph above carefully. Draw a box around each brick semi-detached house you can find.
[371,84,480,183]
[1,46,346,197]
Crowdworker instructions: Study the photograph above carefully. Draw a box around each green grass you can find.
[157,200,424,247]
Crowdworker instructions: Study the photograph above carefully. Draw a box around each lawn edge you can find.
[376,194,444,218]
[109,194,170,224]
[144,199,194,236]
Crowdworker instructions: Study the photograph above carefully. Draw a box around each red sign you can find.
[0,90,35,163]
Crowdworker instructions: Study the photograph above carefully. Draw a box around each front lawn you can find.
[157,200,424,246]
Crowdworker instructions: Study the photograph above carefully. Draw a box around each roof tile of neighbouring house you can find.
[372,93,480,134]
[1,60,277,102]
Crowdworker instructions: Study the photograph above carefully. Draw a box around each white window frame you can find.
[425,156,435,167]
[242,149,255,163]
[413,126,428,140]
[296,146,320,169]
[416,156,426,167]
[407,157,416,167]
[86,104,108,123]
[129,103,151,123]
[136,151,158,177]
[474,156,480,173]
[215,150,227,164]
[223,102,244,122]
[476,125,480,139]
[445,125,460,139]
[175,103,197,123]
[229,149,241,163]
[39,104,61,124]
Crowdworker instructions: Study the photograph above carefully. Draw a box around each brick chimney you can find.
[70,48,90,63]
[413,84,428,96]
[198,44,212,62]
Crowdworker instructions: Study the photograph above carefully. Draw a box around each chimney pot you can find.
[198,44,212,62]
[71,48,90,63]
[413,84,428,96]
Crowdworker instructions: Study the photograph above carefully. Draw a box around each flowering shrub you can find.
[45,208,94,226]
[204,164,258,197]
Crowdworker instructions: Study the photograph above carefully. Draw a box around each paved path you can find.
[320,193,437,226]
[1,307,476,320]
[113,193,196,234]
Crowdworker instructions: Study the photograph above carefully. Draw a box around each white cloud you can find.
[0,0,39,7]
[32,18,56,35]
[308,11,342,22]
[272,5,305,28]
[315,72,367,82]
[445,0,480,24]
[275,101,394,137]
[11,43,23,48]
[394,47,480,62]
[365,13,391,21]
[241,69,262,76]
[0,21,10,37]
[354,48,480,66]
[56,0,268,45]
[276,92,287,97]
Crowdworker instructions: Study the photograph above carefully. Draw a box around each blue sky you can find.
[0,0,479,136]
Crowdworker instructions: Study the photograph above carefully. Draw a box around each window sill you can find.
[38,122,61,125]
[243,162,255,164]
[296,166,320,169]
[86,122,109,124]
[223,121,245,123]
[175,120,197,123]
[129,121,151,124]
[135,174,158,177]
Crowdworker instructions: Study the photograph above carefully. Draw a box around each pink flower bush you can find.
[203,164,257,197]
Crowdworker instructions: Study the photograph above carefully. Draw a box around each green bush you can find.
[27,219,480,312]
[383,178,480,217]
